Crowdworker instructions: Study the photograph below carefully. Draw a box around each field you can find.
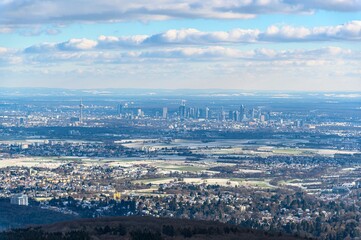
[133,177,274,189]
[0,158,64,169]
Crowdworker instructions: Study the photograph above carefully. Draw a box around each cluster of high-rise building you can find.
[116,101,270,122]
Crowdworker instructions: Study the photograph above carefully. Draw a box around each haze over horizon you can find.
[0,0,360,90]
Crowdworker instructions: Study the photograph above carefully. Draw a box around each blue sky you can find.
[0,0,360,91]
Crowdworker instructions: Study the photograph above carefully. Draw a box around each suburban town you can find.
[0,91,360,239]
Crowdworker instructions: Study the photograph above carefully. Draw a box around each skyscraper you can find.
[221,107,226,121]
[162,107,168,119]
[239,105,246,121]
[117,103,123,116]
[229,110,233,121]
[79,99,84,123]
[251,108,256,119]
[179,100,186,119]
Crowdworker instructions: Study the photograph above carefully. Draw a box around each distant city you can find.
[1,0,360,238]
[1,90,361,239]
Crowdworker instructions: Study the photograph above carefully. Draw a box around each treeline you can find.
[0,228,90,240]
[0,216,300,240]
[0,225,291,240]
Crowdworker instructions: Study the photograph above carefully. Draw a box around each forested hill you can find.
[0,216,302,240]
[0,199,77,231]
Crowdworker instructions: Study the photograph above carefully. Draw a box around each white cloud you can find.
[2,58,360,90]
[143,28,260,45]
[0,24,63,36]
[25,38,98,52]
[97,35,148,48]
[293,0,361,12]
[0,0,360,26]
[58,38,98,51]
[23,21,361,54]
[0,27,12,33]
[0,47,8,54]
[20,46,359,65]
[261,21,361,41]
[137,47,246,59]
[2,45,360,91]
[0,47,23,65]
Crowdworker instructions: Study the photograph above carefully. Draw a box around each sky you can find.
[0,0,360,91]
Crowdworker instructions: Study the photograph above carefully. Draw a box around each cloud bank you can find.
[0,45,356,66]
[23,21,361,53]
[1,44,360,91]
[0,0,360,26]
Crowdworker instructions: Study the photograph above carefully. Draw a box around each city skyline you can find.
[0,1,360,90]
